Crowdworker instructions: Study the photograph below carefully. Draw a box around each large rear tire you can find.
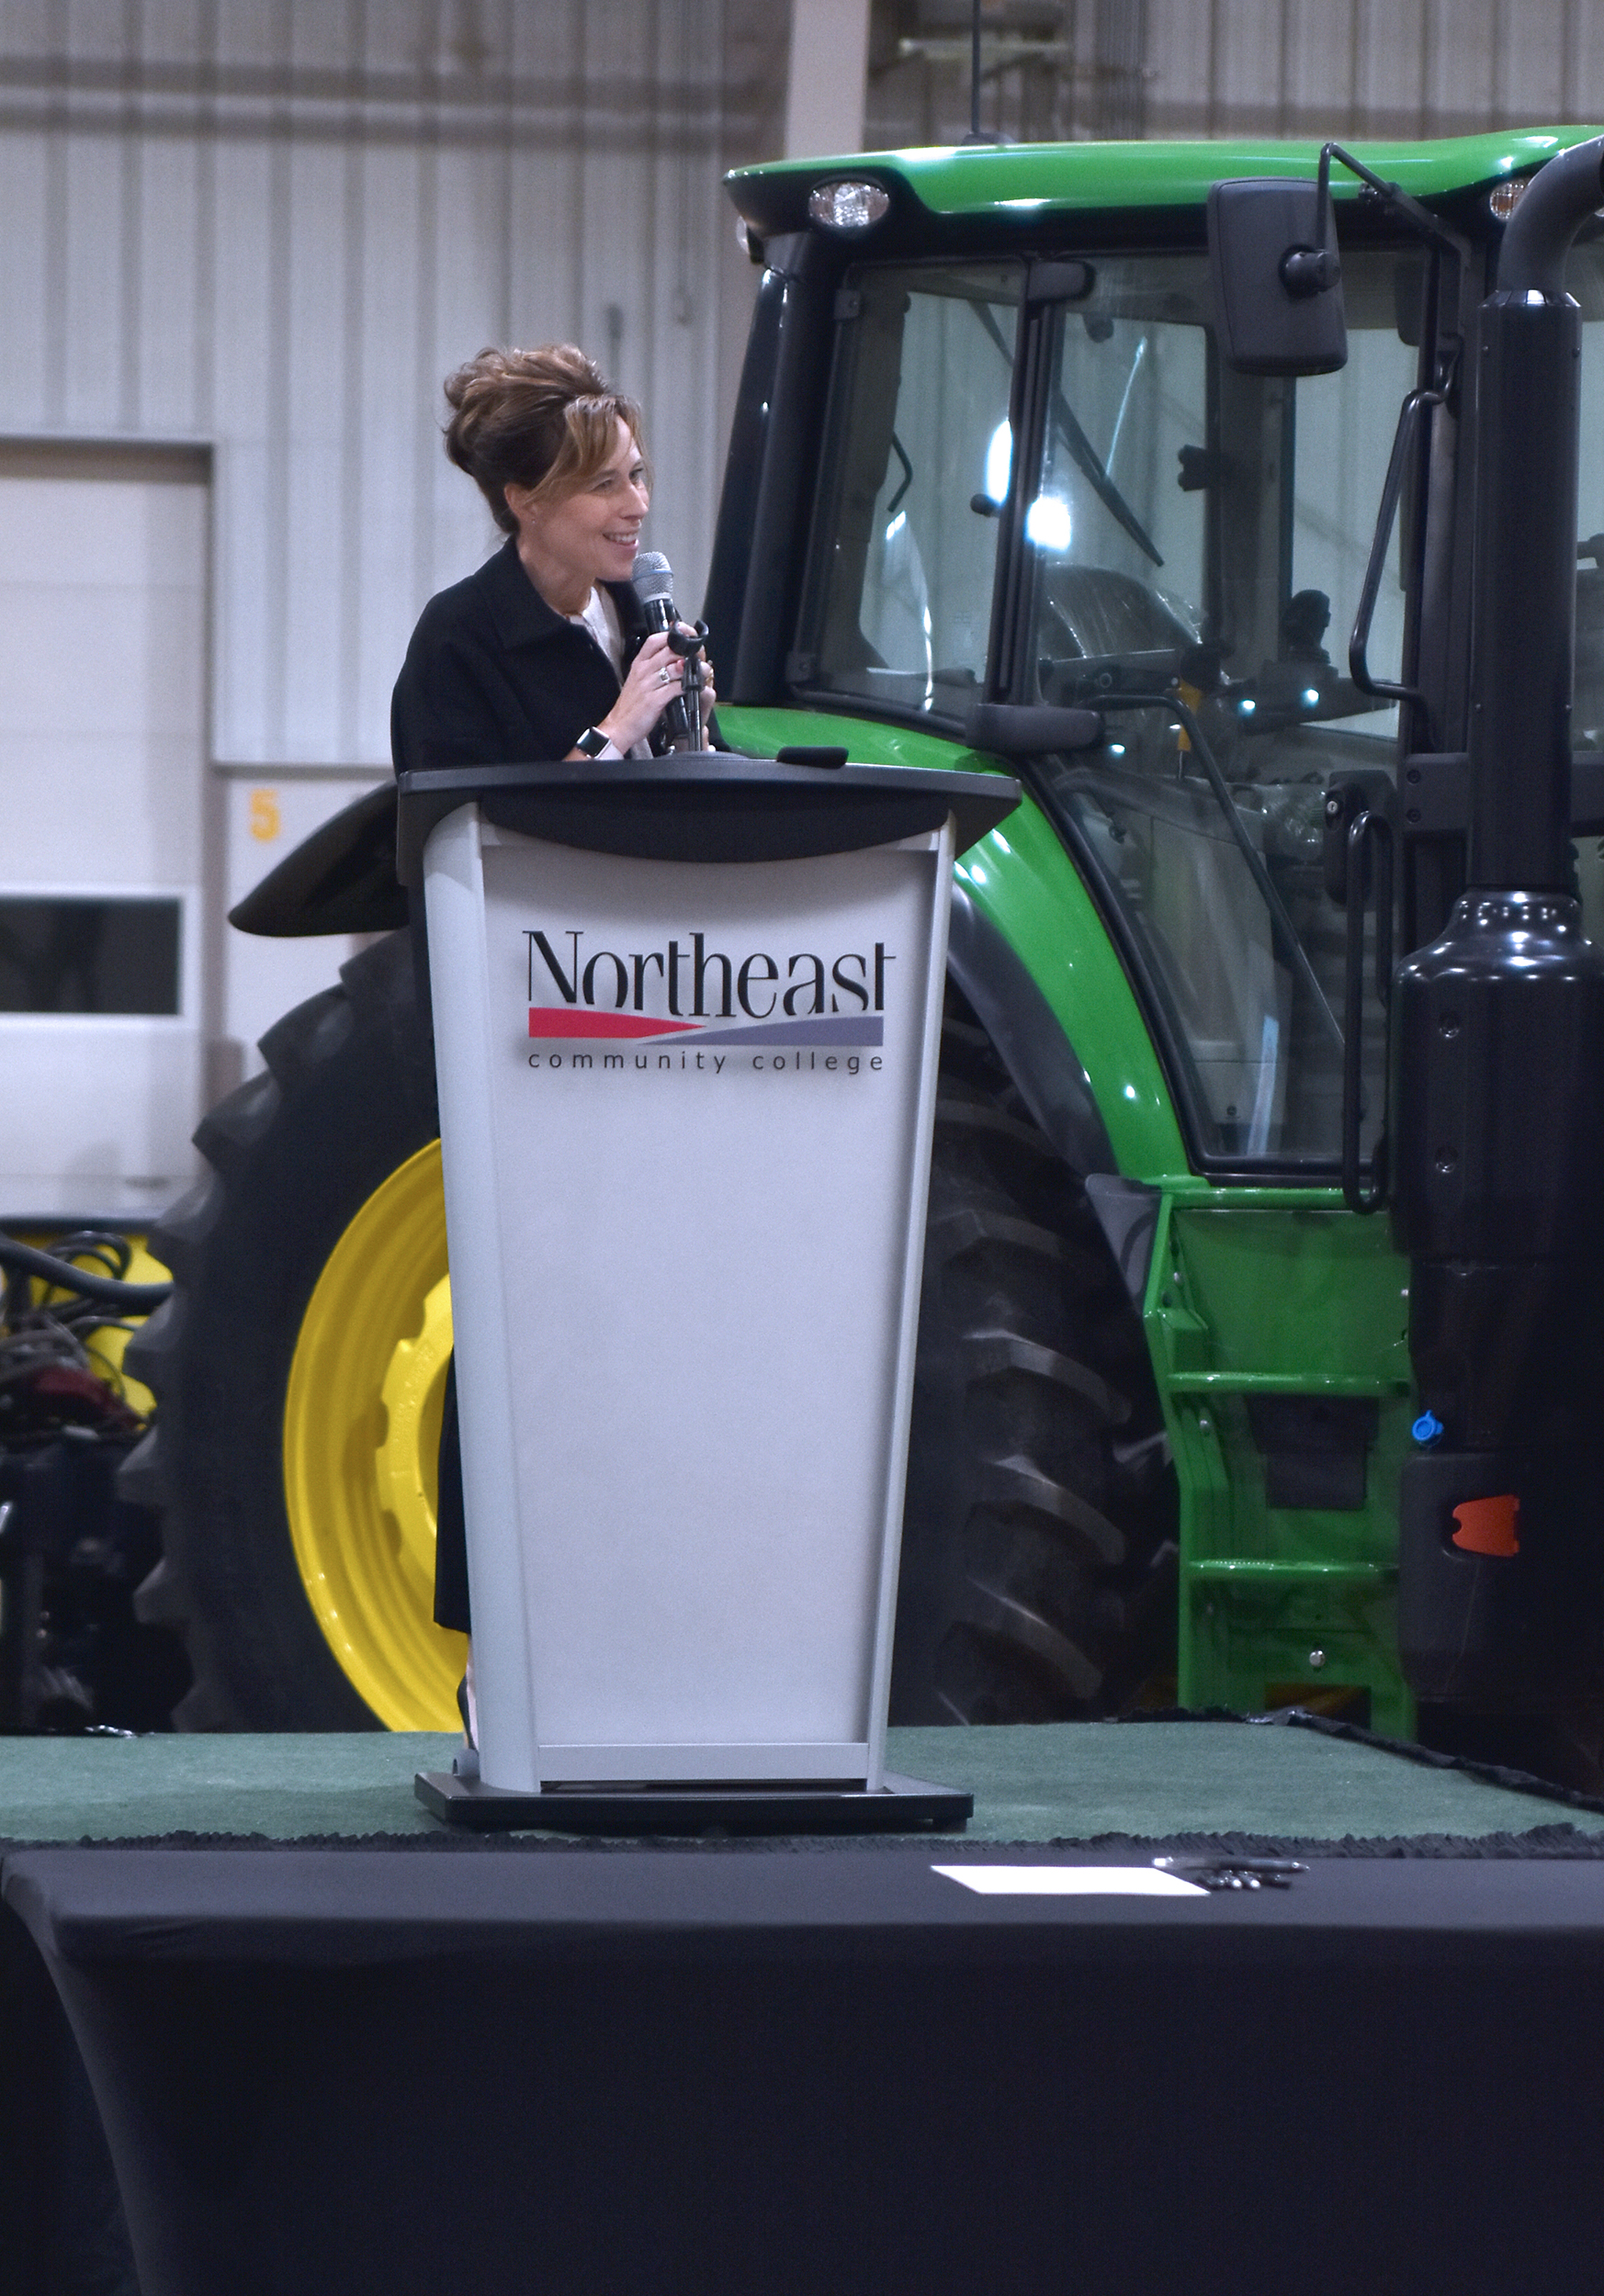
[888,999,1178,1723]
[127,952,1175,1731]
[125,932,458,1729]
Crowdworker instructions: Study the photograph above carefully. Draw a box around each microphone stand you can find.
[665,618,710,753]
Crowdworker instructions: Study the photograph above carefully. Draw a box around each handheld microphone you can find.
[632,551,698,749]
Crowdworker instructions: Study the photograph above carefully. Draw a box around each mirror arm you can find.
[1327,141,1470,265]
[1281,143,1340,298]
[1284,144,1471,301]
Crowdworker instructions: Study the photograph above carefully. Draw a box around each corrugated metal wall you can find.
[867,1,1604,150]
[0,0,768,769]
[1144,0,1601,140]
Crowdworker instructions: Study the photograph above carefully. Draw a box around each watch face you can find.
[578,726,606,758]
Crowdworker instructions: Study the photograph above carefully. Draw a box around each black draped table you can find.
[7,1719,1604,2293]
[9,1832,1604,2293]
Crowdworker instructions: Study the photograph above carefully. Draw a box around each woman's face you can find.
[505,419,650,598]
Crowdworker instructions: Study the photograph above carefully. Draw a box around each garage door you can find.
[0,442,208,1220]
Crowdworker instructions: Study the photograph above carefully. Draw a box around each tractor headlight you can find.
[808,179,890,233]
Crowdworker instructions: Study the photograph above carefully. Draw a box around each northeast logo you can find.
[524,929,891,1049]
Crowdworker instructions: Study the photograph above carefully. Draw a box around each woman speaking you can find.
[392,343,715,1713]
[392,341,714,774]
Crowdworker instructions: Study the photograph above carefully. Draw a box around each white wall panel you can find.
[868,1,1604,149]
[216,766,390,1087]
[0,0,761,771]
[0,138,49,414]
[0,1016,205,1214]
[0,459,208,886]
[1143,0,1603,141]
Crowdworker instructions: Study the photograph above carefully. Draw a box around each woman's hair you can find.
[443,344,648,535]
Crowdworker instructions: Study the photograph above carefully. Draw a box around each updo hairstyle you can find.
[443,344,648,535]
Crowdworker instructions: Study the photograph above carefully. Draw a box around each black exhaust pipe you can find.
[1392,138,1604,1707]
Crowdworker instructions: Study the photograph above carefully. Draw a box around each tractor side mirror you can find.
[1208,178,1348,377]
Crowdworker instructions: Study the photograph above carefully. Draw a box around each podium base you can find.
[414,1769,972,1835]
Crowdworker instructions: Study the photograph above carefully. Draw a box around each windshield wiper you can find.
[1049,388,1163,567]
[967,299,1163,568]
[886,432,914,516]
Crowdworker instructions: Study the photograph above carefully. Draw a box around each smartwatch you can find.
[574,726,609,760]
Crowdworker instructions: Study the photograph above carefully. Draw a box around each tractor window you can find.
[1026,259,1210,705]
[1286,265,1419,740]
[1029,253,1418,1170]
[1565,238,1604,943]
[793,262,1023,715]
[1566,235,1604,763]
[795,241,1426,1172]
[1025,254,1416,718]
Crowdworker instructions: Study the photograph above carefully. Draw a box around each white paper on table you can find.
[932,1864,1209,1897]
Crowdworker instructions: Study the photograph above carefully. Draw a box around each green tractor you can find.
[122,125,1604,1777]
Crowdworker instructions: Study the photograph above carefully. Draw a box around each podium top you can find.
[394,753,1020,884]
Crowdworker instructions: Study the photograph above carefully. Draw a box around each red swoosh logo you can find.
[528,1009,701,1039]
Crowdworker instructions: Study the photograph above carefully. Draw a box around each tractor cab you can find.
[717,137,1604,1184]
[788,234,1415,1173]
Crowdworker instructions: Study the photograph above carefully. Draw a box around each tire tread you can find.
[122,930,435,1732]
[890,984,1178,1726]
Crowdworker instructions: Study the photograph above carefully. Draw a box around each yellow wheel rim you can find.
[283,1139,465,1728]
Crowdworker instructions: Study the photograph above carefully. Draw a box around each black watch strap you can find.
[574,725,609,759]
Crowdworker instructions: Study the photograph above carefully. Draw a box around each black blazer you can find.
[399,540,653,1640]
[390,538,649,775]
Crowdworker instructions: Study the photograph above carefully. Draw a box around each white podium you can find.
[398,755,1017,1830]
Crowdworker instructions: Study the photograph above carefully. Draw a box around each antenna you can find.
[960,0,1006,147]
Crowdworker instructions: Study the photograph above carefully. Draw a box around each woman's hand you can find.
[596,627,715,754]
[598,629,679,751]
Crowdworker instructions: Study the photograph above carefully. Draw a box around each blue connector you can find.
[1411,1409,1445,1447]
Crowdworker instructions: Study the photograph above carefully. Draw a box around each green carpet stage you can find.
[7,1719,1604,2296]
[4,1715,1603,1849]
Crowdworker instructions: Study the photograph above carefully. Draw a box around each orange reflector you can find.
[1451,1494,1520,1557]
